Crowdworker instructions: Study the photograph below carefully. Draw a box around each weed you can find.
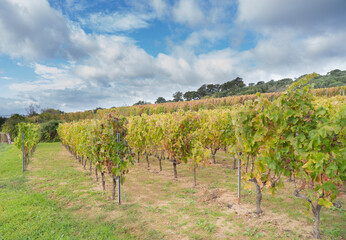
[195,218,216,233]
[146,206,165,213]
[144,180,155,185]
[208,182,220,189]
[182,188,197,194]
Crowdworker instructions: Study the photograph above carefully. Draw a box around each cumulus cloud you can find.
[234,0,346,78]
[0,0,87,60]
[173,0,205,27]
[6,43,246,114]
[1,0,346,115]
[180,28,228,51]
[237,0,346,34]
[0,97,28,116]
[150,0,169,19]
[10,63,83,92]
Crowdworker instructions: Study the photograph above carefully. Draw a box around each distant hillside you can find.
[151,69,346,104]
[215,69,346,98]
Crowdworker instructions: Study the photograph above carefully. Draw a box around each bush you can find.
[1,114,27,139]
[39,120,62,142]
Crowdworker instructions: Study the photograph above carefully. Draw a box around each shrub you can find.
[39,120,62,142]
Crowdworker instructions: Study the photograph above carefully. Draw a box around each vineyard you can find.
[4,75,344,239]
[2,1,346,239]
[53,75,346,239]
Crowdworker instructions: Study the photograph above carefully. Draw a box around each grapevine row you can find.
[58,74,345,238]
[14,122,40,171]
[58,114,133,201]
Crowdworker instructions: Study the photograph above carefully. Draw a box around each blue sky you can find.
[0,0,346,115]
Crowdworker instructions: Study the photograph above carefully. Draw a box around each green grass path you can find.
[0,143,134,240]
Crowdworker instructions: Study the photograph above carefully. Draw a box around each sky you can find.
[0,0,346,116]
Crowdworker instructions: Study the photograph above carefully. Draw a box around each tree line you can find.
[132,69,346,105]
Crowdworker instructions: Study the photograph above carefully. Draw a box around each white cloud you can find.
[150,0,169,19]
[303,32,346,59]
[80,12,153,33]
[182,28,228,50]
[0,76,12,80]
[237,0,346,34]
[173,0,205,27]
[0,97,27,115]
[64,0,90,12]
[9,63,83,94]
[34,64,67,78]
[1,0,346,115]
[73,35,158,82]
[0,0,86,60]
[234,0,346,79]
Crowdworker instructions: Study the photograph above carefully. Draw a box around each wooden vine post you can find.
[22,131,25,172]
[117,132,121,205]
[237,152,241,204]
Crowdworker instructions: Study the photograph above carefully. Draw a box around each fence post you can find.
[22,131,25,172]
[238,152,242,204]
[117,133,121,205]
[6,133,11,144]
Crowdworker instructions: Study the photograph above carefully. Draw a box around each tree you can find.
[25,104,40,117]
[93,107,103,114]
[197,85,208,98]
[206,84,220,94]
[38,108,64,122]
[327,69,341,76]
[220,77,245,92]
[133,100,151,106]
[0,117,7,130]
[183,91,200,101]
[173,91,183,102]
[155,97,167,104]
[41,108,64,114]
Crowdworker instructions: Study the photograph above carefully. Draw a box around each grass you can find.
[0,143,11,153]
[195,218,216,233]
[0,144,134,239]
[0,143,345,240]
